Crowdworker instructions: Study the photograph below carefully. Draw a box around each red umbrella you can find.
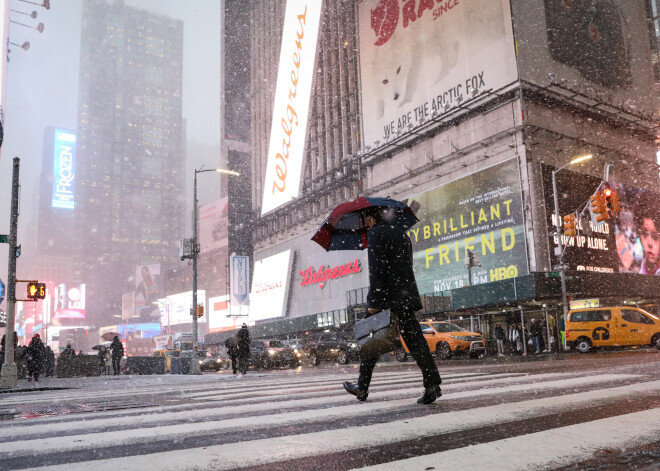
[311,196,418,251]
[101,332,121,341]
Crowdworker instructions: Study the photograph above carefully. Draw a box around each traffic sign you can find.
[0,277,4,304]
[0,234,7,244]
[230,255,249,316]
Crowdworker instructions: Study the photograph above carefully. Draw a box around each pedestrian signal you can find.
[563,214,577,237]
[27,282,46,300]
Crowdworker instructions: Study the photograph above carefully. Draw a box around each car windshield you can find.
[267,340,285,348]
[432,323,466,333]
[165,351,180,358]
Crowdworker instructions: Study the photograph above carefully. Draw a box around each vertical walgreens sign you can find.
[261,0,323,215]
[52,129,77,209]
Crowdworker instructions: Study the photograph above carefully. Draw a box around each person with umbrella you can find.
[313,197,442,404]
[110,336,124,375]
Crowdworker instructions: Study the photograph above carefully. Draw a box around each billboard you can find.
[51,283,86,326]
[199,197,228,253]
[261,0,323,215]
[357,0,518,147]
[134,264,162,321]
[157,290,206,326]
[249,250,294,321]
[208,295,243,332]
[515,0,655,115]
[407,159,528,293]
[51,129,77,209]
[543,165,660,276]
[230,255,249,316]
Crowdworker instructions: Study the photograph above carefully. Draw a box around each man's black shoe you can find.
[417,384,441,404]
[343,381,368,401]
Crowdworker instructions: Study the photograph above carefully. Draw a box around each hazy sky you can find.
[0,0,223,306]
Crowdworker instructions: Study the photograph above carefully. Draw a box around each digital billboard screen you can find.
[51,129,76,209]
[249,250,294,321]
[51,283,86,326]
[407,159,528,294]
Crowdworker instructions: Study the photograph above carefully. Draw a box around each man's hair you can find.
[364,207,383,223]
[633,191,660,229]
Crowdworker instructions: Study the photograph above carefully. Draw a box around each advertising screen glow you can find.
[52,129,77,209]
[249,250,293,321]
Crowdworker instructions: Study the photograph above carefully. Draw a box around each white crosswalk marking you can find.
[0,366,657,471]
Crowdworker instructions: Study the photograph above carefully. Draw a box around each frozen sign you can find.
[261,0,323,215]
[52,129,77,209]
[249,250,294,322]
[358,0,518,147]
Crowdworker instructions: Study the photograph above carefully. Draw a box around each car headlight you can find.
[349,343,357,348]
[449,336,465,340]
[198,360,203,364]
[268,349,277,355]
[296,352,301,357]
[216,359,222,363]
[294,348,299,353]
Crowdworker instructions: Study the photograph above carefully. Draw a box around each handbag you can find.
[354,309,402,360]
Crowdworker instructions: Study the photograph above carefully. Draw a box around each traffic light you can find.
[26,282,46,300]
[589,192,609,223]
[563,213,577,237]
[190,304,204,318]
[603,188,621,216]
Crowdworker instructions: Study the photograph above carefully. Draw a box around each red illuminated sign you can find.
[299,259,362,289]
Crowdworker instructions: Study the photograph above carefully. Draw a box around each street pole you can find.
[552,169,569,351]
[1,157,20,389]
[191,170,201,374]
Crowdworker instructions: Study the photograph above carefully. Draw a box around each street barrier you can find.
[56,356,102,378]
[126,356,166,375]
[169,357,192,374]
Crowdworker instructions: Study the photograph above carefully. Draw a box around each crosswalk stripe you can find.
[352,408,660,471]
[18,380,660,471]
[0,373,643,441]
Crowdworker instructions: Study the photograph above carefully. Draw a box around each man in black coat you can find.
[110,336,124,375]
[236,324,250,374]
[27,334,45,382]
[344,208,442,404]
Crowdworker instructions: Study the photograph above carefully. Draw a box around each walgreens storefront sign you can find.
[299,259,362,289]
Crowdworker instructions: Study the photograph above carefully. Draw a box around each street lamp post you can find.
[551,154,592,351]
[191,167,239,374]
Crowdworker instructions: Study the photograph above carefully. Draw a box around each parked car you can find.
[198,351,231,372]
[250,339,302,369]
[305,332,359,366]
[566,306,660,353]
[397,321,485,361]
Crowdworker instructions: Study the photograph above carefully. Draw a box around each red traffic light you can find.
[603,188,613,197]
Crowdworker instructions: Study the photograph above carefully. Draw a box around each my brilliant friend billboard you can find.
[407,159,528,294]
[542,165,660,276]
[357,0,518,148]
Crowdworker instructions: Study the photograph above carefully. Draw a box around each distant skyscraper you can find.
[74,0,184,327]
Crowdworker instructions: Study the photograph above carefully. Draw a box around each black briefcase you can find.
[354,309,401,360]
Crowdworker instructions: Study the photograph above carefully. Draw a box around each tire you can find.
[575,337,592,354]
[652,334,660,350]
[261,357,271,370]
[436,342,452,360]
[309,352,320,366]
[337,350,349,365]
[395,347,408,362]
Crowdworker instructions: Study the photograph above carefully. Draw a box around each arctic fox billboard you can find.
[358,0,518,148]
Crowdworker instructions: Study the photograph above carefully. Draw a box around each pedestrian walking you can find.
[494,323,506,357]
[27,334,46,382]
[110,336,124,375]
[225,336,239,374]
[530,319,543,354]
[60,343,76,358]
[343,207,442,404]
[508,324,520,355]
[236,324,250,374]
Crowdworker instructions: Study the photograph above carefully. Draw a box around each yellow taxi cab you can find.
[566,306,660,353]
[397,321,485,361]
[152,349,181,373]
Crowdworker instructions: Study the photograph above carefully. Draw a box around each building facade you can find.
[73,0,185,328]
[221,0,660,342]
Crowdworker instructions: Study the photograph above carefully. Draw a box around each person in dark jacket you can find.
[494,323,506,357]
[60,344,76,358]
[236,324,250,374]
[343,208,442,404]
[110,336,124,375]
[45,346,55,377]
[225,336,239,374]
[530,319,543,354]
[27,334,46,382]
